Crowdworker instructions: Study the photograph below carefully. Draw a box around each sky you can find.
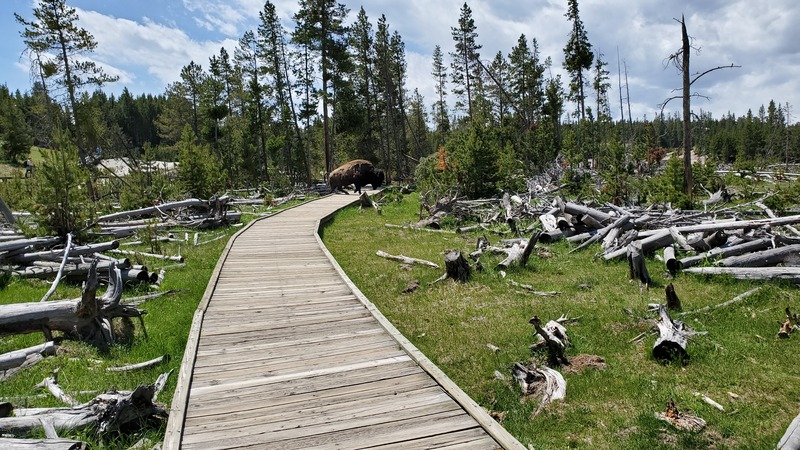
[2,0,799,123]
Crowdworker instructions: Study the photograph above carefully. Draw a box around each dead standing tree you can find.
[662,15,740,201]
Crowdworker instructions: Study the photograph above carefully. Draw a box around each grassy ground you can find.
[321,192,800,449]
[0,198,307,448]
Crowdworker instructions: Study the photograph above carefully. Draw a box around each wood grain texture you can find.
[165,192,521,449]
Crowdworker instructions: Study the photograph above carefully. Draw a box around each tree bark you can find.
[0,438,85,450]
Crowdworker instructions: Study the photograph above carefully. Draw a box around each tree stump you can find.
[627,241,651,289]
[665,283,682,311]
[653,304,690,362]
[443,251,470,282]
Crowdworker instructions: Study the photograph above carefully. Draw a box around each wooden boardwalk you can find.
[164,193,524,449]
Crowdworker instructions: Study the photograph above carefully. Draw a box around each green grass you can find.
[0,196,309,447]
[321,192,800,449]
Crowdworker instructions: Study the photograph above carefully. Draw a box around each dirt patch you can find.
[564,354,607,374]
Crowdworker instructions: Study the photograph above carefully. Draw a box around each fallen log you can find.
[0,438,86,449]
[0,342,57,371]
[375,250,439,269]
[665,283,682,311]
[106,354,170,372]
[0,237,62,255]
[778,411,800,450]
[0,380,168,436]
[569,215,631,254]
[716,244,800,267]
[36,370,78,407]
[663,246,680,276]
[683,266,800,283]
[679,237,773,268]
[8,241,119,264]
[560,200,612,226]
[494,230,541,270]
[0,261,144,346]
[606,214,800,261]
[680,287,761,316]
[107,249,184,262]
[97,198,206,222]
[653,304,691,362]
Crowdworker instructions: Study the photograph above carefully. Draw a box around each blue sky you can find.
[3,0,799,123]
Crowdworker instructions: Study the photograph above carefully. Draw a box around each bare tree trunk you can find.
[681,15,693,200]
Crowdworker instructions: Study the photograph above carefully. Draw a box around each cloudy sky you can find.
[2,0,799,123]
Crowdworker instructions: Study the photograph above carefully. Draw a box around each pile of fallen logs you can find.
[536,196,800,284]
[93,195,241,238]
[0,235,163,285]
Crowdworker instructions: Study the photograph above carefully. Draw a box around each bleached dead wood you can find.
[559,200,612,225]
[684,266,800,282]
[569,215,631,254]
[108,249,184,262]
[605,214,800,260]
[384,223,455,234]
[680,287,761,316]
[8,241,119,264]
[36,371,78,407]
[716,243,800,267]
[663,246,680,276]
[529,316,569,365]
[627,241,651,288]
[0,237,62,255]
[40,233,73,303]
[0,438,86,449]
[106,354,170,372]
[778,411,800,450]
[0,261,144,346]
[375,250,439,269]
[97,199,206,222]
[756,201,800,238]
[507,279,560,296]
[679,237,773,268]
[0,342,57,371]
[653,304,691,361]
[0,381,167,436]
[511,362,566,415]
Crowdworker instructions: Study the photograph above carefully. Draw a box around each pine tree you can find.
[450,2,482,118]
[592,53,611,121]
[292,0,350,175]
[563,0,593,120]
[509,34,545,127]
[431,45,450,145]
[0,86,33,163]
[15,0,118,164]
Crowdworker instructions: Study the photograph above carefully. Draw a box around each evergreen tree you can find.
[15,0,118,164]
[292,0,350,175]
[431,45,450,146]
[592,53,611,121]
[450,2,482,118]
[348,7,379,160]
[509,34,545,127]
[563,0,593,120]
[0,85,33,163]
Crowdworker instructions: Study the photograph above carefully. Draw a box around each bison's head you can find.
[373,170,385,189]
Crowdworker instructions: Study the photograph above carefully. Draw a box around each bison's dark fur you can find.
[328,159,385,194]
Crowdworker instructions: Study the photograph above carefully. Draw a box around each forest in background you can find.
[1,0,800,223]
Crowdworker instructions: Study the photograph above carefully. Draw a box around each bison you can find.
[328,159,385,194]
